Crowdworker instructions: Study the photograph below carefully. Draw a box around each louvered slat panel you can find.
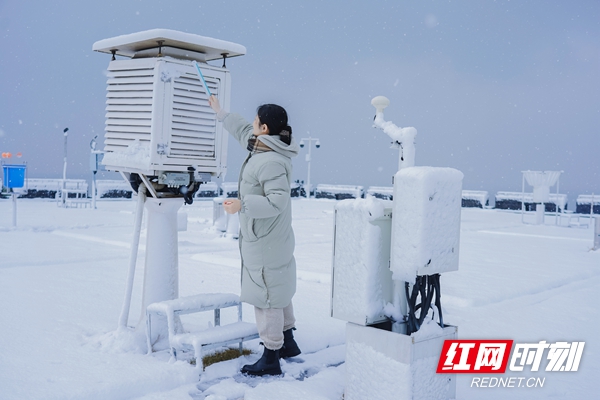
[107,76,155,85]
[172,84,218,98]
[105,131,153,141]
[170,150,214,157]
[106,104,153,113]
[173,104,215,119]
[169,136,214,146]
[169,130,214,141]
[108,83,154,92]
[108,69,154,77]
[170,141,214,151]
[104,62,155,156]
[104,137,150,146]
[105,138,151,147]
[168,73,218,159]
[105,125,151,134]
[172,101,213,114]
[170,146,213,155]
[172,88,205,101]
[106,111,153,120]
[161,159,218,167]
[171,123,214,135]
[108,58,156,73]
[172,114,214,127]
[106,91,154,99]
[107,98,153,105]
[173,77,217,95]
[107,118,152,127]
[178,74,219,91]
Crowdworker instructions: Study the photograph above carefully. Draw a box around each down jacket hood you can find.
[256,135,300,159]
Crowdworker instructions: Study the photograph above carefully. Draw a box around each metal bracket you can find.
[221,52,228,68]
[139,174,159,199]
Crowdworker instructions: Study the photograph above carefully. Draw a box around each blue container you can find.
[2,164,26,188]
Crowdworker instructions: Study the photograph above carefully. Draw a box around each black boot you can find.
[241,346,282,376]
[280,328,301,359]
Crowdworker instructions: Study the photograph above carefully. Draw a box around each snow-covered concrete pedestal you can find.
[345,322,457,400]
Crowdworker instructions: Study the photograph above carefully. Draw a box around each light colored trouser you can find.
[254,302,296,350]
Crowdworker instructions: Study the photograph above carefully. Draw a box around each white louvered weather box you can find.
[92,29,246,180]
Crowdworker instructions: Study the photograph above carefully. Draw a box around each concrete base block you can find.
[345,322,457,400]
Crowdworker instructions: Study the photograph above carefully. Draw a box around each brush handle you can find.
[192,60,212,97]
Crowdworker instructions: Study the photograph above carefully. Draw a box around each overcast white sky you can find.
[1,0,598,205]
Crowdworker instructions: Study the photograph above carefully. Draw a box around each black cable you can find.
[405,281,419,334]
[432,274,444,328]
[404,274,444,335]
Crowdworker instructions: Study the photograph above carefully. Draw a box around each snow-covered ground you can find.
[0,198,598,399]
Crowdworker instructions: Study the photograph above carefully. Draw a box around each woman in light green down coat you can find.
[209,95,302,376]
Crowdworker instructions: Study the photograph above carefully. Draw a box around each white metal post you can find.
[92,171,97,209]
[594,217,600,250]
[299,135,321,199]
[62,128,69,206]
[371,97,416,172]
[307,137,312,198]
[521,174,526,223]
[556,176,560,225]
[370,96,415,326]
[536,203,545,225]
[90,137,99,210]
[12,192,17,227]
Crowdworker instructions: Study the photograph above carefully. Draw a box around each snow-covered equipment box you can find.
[391,167,463,282]
[315,184,364,200]
[461,190,488,208]
[366,186,394,200]
[93,29,246,182]
[495,191,567,212]
[331,197,394,326]
[96,179,134,199]
[220,181,239,198]
[576,195,600,214]
[195,181,219,198]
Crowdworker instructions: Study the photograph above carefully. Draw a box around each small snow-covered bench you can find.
[146,293,259,371]
[62,188,91,208]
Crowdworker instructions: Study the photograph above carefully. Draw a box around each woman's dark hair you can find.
[257,104,292,145]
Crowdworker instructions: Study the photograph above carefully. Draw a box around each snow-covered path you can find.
[0,199,598,399]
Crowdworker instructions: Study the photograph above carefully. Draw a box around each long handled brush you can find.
[192,60,212,97]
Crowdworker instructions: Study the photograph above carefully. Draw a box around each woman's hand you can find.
[208,95,221,114]
[223,199,241,214]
